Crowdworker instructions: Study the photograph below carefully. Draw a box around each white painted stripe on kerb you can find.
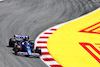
[44,30,55,33]
[36,44,47,46]
[36,39,48,41]
[41,55,53,58]
[41,49,48,52]
[45,61,60,65]
[39,34,51,37]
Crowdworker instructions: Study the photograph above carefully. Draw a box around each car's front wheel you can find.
[35,47,42,55]
[14,45,21,55]
[15,45,18,55]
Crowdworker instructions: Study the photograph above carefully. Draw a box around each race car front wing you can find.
[17,52,40,57]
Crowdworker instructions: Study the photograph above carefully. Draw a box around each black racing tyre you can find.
[9,38,16,47]
[36,47,42,55]
[15,45,18,55]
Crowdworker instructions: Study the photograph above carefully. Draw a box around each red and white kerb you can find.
[35,25,64,67]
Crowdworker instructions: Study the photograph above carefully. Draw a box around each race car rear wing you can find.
[14,35,29,39]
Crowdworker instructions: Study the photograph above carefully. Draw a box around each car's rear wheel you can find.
[9,38,16,47]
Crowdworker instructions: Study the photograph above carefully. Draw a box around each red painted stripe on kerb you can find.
[50,65,62,67]
[50,29,57,31]
[43,58,55,61]
[37,41,47,43]
[44,32,53,34]
[39,36,49,38]
[42,52,50,55]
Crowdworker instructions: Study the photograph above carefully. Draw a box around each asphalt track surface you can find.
[0,0,100,67]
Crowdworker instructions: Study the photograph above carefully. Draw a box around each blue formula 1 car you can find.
[9,35,41,57]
